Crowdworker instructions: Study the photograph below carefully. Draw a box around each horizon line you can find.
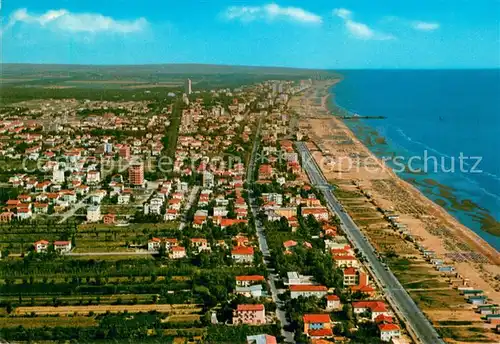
[1,62,499,71]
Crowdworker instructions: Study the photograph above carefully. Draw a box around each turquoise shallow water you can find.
[331,70,500,251]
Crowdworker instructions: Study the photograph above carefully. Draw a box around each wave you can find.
[481,171,500,183]
[394,128,500,201]
[460,174,500,202]
[394,127,461,162]
[395,127,500,183]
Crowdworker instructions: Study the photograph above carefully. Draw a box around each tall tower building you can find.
[128,162,144,186]
[119,145,131,160]
[104,142,113,154]
[185,79,192,95]
[203,171,214,188]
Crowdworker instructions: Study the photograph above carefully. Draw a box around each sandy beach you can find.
[292,80,500,305]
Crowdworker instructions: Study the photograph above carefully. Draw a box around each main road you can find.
[295,141,443,344]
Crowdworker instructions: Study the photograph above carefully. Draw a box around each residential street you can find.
[178,186,200,230]
[247,117,295,343]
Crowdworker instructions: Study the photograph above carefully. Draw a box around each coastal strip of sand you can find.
[290,80,500,305]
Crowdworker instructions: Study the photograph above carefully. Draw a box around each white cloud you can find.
[332,8,352,20]
[1,8,148,35]
[412,21,440,31]
[224,3,322,24]
[333,8,394,40]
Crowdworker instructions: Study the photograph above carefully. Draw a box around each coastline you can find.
[325,79,499,262]
[292,79,500,307]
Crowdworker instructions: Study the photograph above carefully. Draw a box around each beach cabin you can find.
[430,258,443,266]
[437,266,455,273]
[468,295,487,306]
[476,305,499,315]
[423,250,435,259]
[486,314,500,324]
[461,289,483,297]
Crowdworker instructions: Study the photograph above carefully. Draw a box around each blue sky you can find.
[1,0,499,68]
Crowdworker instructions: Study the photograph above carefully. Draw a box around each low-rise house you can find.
[303,314,332,338]
[233,304,266,325]
[286,271,314,285]
[103,214,116,224]
[290,285,328,299]
[302,207,329,222]
[117,193,131,205]
[34,240,49,253]
[246,334,277,344]
[190,238,210,252]
[235,284,263,298]
[236,275,265,287]
[231,246,254,264]
[378,323,401,342]
[148,237,161,252]
[54,241,72,253]
[0,212,14,223]
[170,246,186,259]
[333,254,359,268]
[219,218,247,229]
[33,202,49,214]
[352,301,390,321]
[343,267,358,286]
[87,205,101,223]
[325,294,341,311]
[165,209,179,221]
[16,207,32,220]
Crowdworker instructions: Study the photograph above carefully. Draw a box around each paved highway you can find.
[295,141,443,344]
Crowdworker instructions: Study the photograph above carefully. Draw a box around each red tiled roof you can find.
[283,240,297,248]
[220,218,247,227]
[333,255,356,261]
[263,335,277,344]
[231,246,254,255]
[352,301,387,312]
[378,323,400,332]
[236,304,264,311]
[375,314,393,324]
[54,241,70,245]
[343,267,357,275]
[290,285,327,292]
[326,294,340,301]
[351,285,375,293]
[236,275,265,282]
[302,208,328,214]
[303,314,330,323]
[308,328,333,337]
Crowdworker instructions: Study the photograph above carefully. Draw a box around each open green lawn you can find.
[409,289,465,310]
[436,326,493,343]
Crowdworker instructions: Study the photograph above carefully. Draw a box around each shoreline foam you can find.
[293,79,500,305]
[328,79,500,246]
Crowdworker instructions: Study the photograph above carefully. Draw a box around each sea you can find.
[330,69,500,251]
